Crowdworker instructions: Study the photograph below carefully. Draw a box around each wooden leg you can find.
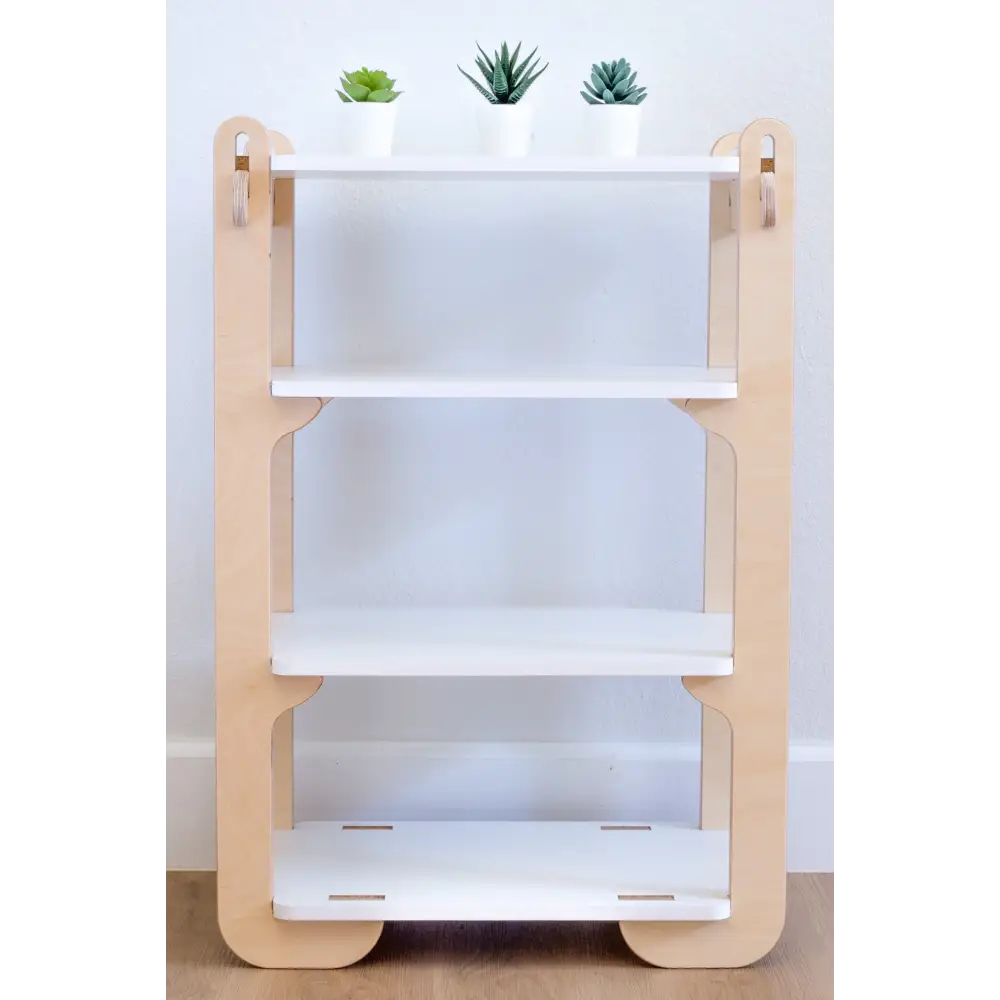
[269,129,296,831]
[699,706,731,829]
[271,438,294,610]
[700,435,734,829]
[622,119,795,967]
[272,711,295,829]
[623,433,790,965]
[699,132,740,832]
[215,117,383,968]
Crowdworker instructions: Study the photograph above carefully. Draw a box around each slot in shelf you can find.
[270,154,740,181]
[273,821,730,921]
[271,608,733,677]
[270,365,737,400]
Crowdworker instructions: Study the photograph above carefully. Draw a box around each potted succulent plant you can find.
[458,42,548,156]
[337,67,403,155]
[580,58,647,156]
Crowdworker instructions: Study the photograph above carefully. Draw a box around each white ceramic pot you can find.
[585,105,642,156]
[340,103,398,156]
[477,104,534,157]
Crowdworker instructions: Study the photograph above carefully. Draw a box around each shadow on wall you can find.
[294,179,709,369]
[286,162,715,747]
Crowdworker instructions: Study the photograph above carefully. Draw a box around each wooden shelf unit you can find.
[214,118,796,970]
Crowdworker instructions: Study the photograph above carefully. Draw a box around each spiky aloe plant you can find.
[581,59,646,105]
[337,67,402,103]
[458,41,548,104]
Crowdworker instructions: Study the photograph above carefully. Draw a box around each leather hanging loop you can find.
[760,169,776,228]
[232,167,249,227]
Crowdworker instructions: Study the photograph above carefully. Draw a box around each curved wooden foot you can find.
[217,681,386,969]
[220,915,383,970]
[217,675,384,969]
[619,673,787,969]
[619,914,783,969]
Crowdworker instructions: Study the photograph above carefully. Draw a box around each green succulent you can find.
[337,67,402,103]
[458,41,548,104]
[581,59,646,105]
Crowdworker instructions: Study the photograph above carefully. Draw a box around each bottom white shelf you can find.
[273,821,730,922]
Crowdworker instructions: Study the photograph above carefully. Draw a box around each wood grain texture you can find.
[268,129,295,833]
[271,712,294,830]
[269,129,295,616]
[700,131,741,833]
[212,115,796,970]
[214,116,381,967]
[167,872,832,999]
[626,119,797,967]
[707,132,740,372]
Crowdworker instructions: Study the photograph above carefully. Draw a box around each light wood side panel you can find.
[623,119,796,968]
[214,116,382,968]
[268,129,296,832]
[700,131,740,832]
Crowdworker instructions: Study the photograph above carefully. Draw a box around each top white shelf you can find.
[270,154,740,181]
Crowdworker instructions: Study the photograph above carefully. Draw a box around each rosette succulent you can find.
[581,59,646,105]
[337,67,402,103]
[458,41,548,104]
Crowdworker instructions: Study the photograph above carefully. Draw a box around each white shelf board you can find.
[274,821,730,922]
[270,154,739,181]
[271,608,733,677]
[270,365,737,400]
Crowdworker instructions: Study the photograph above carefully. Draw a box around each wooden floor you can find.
[167,872,832,999]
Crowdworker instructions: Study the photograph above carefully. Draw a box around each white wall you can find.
[167,0,832,860]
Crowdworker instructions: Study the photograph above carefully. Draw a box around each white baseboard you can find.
[167,740,832,873]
